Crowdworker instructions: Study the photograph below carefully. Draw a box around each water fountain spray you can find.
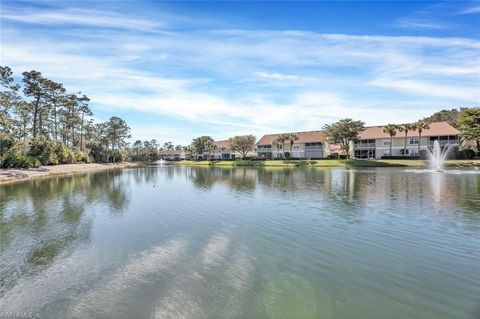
[427,140,451,172]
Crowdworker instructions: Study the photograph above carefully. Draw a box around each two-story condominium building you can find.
[200,140,256,159]
[353,121,461,159]
[256,130,326,159]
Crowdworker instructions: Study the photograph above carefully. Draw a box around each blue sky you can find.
[1,1,479,144]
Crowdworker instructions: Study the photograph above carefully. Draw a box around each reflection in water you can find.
[0,170,129,294]
[0,166,479,319]
[69,239,187,319]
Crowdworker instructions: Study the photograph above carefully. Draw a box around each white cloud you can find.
[255,72,304,81]
[396,19,447,30]
[458,5,480,14]
[1,8,163,31]
[1,5,479,143]
[369,78,480,101]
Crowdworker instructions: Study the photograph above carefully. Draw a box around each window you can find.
[305,142,321,147]
[409,137,419,145]
[293,145,300,150]
[383,139,391,146]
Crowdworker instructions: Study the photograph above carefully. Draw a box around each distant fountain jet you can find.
[428,140,451,172]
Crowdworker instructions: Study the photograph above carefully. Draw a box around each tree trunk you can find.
[71,124,75,147]
[39,112,43,137]
[54,103,58,141]
[32,96,40,139]
[390,136,393,156]
[418,131,422,155]
[404,133,407,155]
[477,140,480,153]
[80,112,84,151]
[22,120,27,141]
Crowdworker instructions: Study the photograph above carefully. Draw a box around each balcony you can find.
[429,140,459,146]
[355,143,376,148]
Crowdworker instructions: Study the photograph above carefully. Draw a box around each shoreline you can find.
[1,159,478,185]
[177,159,480,168]
[0,162,143,185]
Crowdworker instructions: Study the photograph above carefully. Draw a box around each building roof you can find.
[257,130,326,145]
[256,121,459,145]
[214,140,230,148]
[358,121,460,139]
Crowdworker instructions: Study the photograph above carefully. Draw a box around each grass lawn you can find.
[177,159,480,168]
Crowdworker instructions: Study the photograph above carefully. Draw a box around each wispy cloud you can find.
[396,19,447,30]
[1,3,479,143]
[458,5,480,14]
[1,7,162,31]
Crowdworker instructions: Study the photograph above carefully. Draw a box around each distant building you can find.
[158,149,185,160]
[191,121,461,160]
[353,121,461,159]
[200,140,256,159]
[256,130,326,159]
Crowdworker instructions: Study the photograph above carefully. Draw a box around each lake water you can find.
[0,166,479,319]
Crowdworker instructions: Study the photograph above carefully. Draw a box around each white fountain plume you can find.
[427,140,451,172]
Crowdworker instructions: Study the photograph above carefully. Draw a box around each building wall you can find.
[354,135,460,159]
[374,136,430,158]
[258,142,324,159]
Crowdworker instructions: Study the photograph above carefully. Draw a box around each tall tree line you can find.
[0,66,131,166]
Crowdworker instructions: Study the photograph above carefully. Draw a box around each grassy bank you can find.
[0,162,143,185]
[177,159,480,168]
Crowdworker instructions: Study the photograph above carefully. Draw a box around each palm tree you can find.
[383,124,398,156]
[274,135,287,159]
[415,121,430,156]
[272,140,281,159]
[398,123,415,156]
[205,140,217,160]
[286,133,299,159]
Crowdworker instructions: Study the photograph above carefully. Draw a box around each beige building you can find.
[201,140,256,159]
[256,130,326,159]
[353,121,461,159]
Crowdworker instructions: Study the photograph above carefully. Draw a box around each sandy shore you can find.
[0,162,142,185]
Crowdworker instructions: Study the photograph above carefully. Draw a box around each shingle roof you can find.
[257,130,326,145]
[214,140,230,148]
[358,121,460,139]
[256,122,459,145]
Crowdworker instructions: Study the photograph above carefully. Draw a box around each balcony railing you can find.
[429,140,458,146]
[355,143,376,148]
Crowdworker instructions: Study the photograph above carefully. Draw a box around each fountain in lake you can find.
[427,140,451,172]
[406,140,478,175]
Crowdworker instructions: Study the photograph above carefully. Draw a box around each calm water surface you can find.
[0,166,479,319]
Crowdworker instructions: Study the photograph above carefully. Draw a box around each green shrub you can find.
[0,136,15,155]
[294,160,310,167]
[1,153,40,168]
[450,148,476,160]
[28,138,90,165]
[29,138,59,165]
[73,148,90,163]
